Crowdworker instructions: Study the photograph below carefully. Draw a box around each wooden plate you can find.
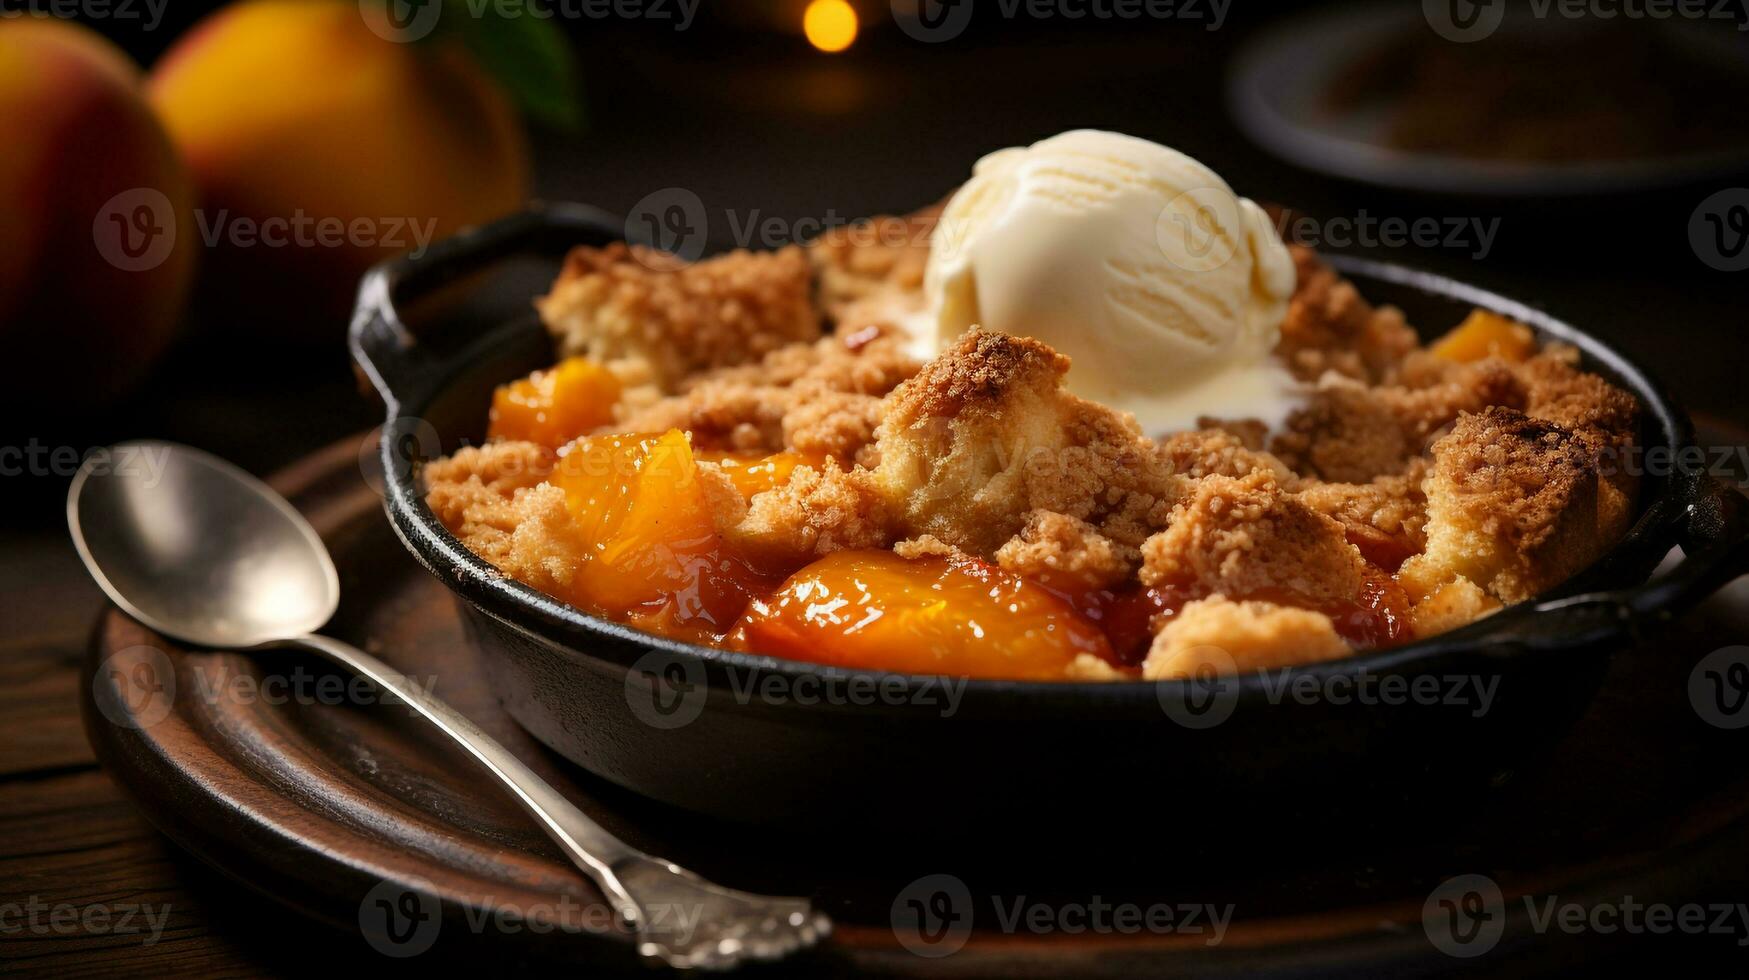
[83,433,1749,973]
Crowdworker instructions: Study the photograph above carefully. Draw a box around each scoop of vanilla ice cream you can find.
[922,130,1302,433]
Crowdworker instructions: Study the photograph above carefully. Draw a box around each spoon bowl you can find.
[67,442,339,649]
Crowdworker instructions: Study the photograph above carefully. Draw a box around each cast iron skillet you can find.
[351,204,1749,829]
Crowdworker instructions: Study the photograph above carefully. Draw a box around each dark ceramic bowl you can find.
[351,205,1749,829]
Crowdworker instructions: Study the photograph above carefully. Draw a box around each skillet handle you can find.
[347,203,627,411]
[1512,474,1749,649]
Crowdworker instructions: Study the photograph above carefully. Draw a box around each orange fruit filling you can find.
[729,550,1115,680]
[548,430,774,632]
[1430,310,1535,364]
[488,357,621,448]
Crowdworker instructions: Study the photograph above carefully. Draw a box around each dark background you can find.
[10,0,1747,528]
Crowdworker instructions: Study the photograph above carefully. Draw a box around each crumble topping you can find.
[538,242,820,391]
[424,207,1643,679]
[1144,595,1350,680]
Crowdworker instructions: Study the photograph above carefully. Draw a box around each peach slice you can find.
[1431,309,1536,363]
[732,550,1114,680]
[488,357,620,448]
[550,430,770,629]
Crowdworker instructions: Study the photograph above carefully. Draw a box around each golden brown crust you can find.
[614,333,919,459]
[1409,576,1501,638]
[874,329,1182,557]
[1398,406,1625,603]
[1156,428,1296,483]
[727,460,895,567]
[993,510,1135,591]
[1278,246,1419,383]
[1140,470,1370,606]
[538,242,821,390]
[1270,361,1528,482]
[808,204,942,324]
[1143,595,1349,679]
[421,442,582,595]
[1295,460,1428,570]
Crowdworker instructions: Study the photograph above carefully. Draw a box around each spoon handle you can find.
[284,633,648,923]
[271,634,829,967]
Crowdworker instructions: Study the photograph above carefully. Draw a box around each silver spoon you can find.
[67,440,829,970]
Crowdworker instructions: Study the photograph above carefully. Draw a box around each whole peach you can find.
[0,17,197,399]
[148,0,531,341]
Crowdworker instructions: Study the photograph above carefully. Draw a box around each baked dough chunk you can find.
[1156,428,1296,483]
[1144,595,1349,679]
[993,510,1134,591]
[807,204,941,322]
[1398,406,1626,604]
[422,442,582,596]
[726,460,894,567]
[1295,460,1429,571]
[1140,470,1370,606]
[1270,361,1527,482]
[614,333,919,459]
[538,242,821,390]
[872,329,1180,558]
[1278,246,1419,383]
[1410,576,1502,638]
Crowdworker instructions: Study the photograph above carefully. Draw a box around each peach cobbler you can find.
[425,132,1639,681]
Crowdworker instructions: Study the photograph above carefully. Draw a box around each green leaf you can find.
[435,0,585,132]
